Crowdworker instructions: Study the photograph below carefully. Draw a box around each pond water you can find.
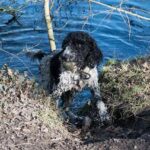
[0,0,150,76]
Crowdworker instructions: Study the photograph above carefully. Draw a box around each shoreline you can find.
[0,56,150,149]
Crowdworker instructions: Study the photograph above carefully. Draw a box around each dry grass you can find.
[100,56,150,118]
[0,64,66,132]
[38,97,70,136]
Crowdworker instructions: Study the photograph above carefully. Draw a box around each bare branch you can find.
[89,0,150,21]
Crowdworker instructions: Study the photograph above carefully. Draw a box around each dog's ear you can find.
[62,33,72,50]
[84,48,103,68]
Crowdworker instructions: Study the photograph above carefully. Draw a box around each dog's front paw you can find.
[97,101,111,124]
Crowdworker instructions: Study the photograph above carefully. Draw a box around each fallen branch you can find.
[44,0,56,52]
[89,0,150,21]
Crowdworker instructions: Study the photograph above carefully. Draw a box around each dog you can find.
[27,31,110,127]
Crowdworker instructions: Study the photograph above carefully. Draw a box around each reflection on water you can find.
[0,0,150,76]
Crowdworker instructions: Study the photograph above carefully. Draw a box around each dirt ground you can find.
[0,63,150,150]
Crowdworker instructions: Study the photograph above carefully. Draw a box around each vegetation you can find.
[0,57,150,149]
[0,64,61,128]
[100,56,150,121]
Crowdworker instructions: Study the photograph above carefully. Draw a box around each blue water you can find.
[0,0,150,76]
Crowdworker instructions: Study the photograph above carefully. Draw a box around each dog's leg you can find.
[87,68,110,123]
[51,71,77,108]
[51,86,67,109]
[52,85,83,127]
[51,71,80,107]
[81,67,110,123]
[51,72,84,126]
[51,86,72,123]
[91,86,110,123]
[61,91,74,109]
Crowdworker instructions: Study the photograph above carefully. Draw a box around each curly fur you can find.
[50,31,109,124]
[27,31,110,127]
[62,31,102,69]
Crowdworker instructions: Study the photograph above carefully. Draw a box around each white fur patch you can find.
[58,66,99,92]
[63,46,72,55]
[83,66,99,89]
[97,101,110,122]
[52,71,79,98]
[52,66,100,101]
[58,71,79,91]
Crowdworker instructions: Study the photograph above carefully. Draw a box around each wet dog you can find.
[27,31,110,127]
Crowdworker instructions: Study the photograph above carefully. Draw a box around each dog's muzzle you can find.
[62,61,76,71]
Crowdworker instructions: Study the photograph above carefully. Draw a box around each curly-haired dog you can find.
[27,31,110,126]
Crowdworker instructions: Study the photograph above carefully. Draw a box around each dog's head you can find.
[61,31,102,69]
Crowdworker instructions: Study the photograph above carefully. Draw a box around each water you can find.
[0,0,150,76]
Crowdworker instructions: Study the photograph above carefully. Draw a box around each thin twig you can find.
[89,0,150,21]
[0,48,34,76]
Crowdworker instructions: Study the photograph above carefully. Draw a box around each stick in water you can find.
[44,0,56,52]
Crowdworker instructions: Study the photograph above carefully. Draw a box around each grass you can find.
[39,98,62,128]
[100,56,150,119]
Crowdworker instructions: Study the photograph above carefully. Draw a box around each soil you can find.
[0,64,150,150]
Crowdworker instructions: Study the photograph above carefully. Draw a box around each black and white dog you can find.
[28,31,110,126]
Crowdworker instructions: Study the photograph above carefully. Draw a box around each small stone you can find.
[134,145,137,149]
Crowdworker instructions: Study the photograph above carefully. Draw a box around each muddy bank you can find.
[100,56,150,129]
[0,56,150,150]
